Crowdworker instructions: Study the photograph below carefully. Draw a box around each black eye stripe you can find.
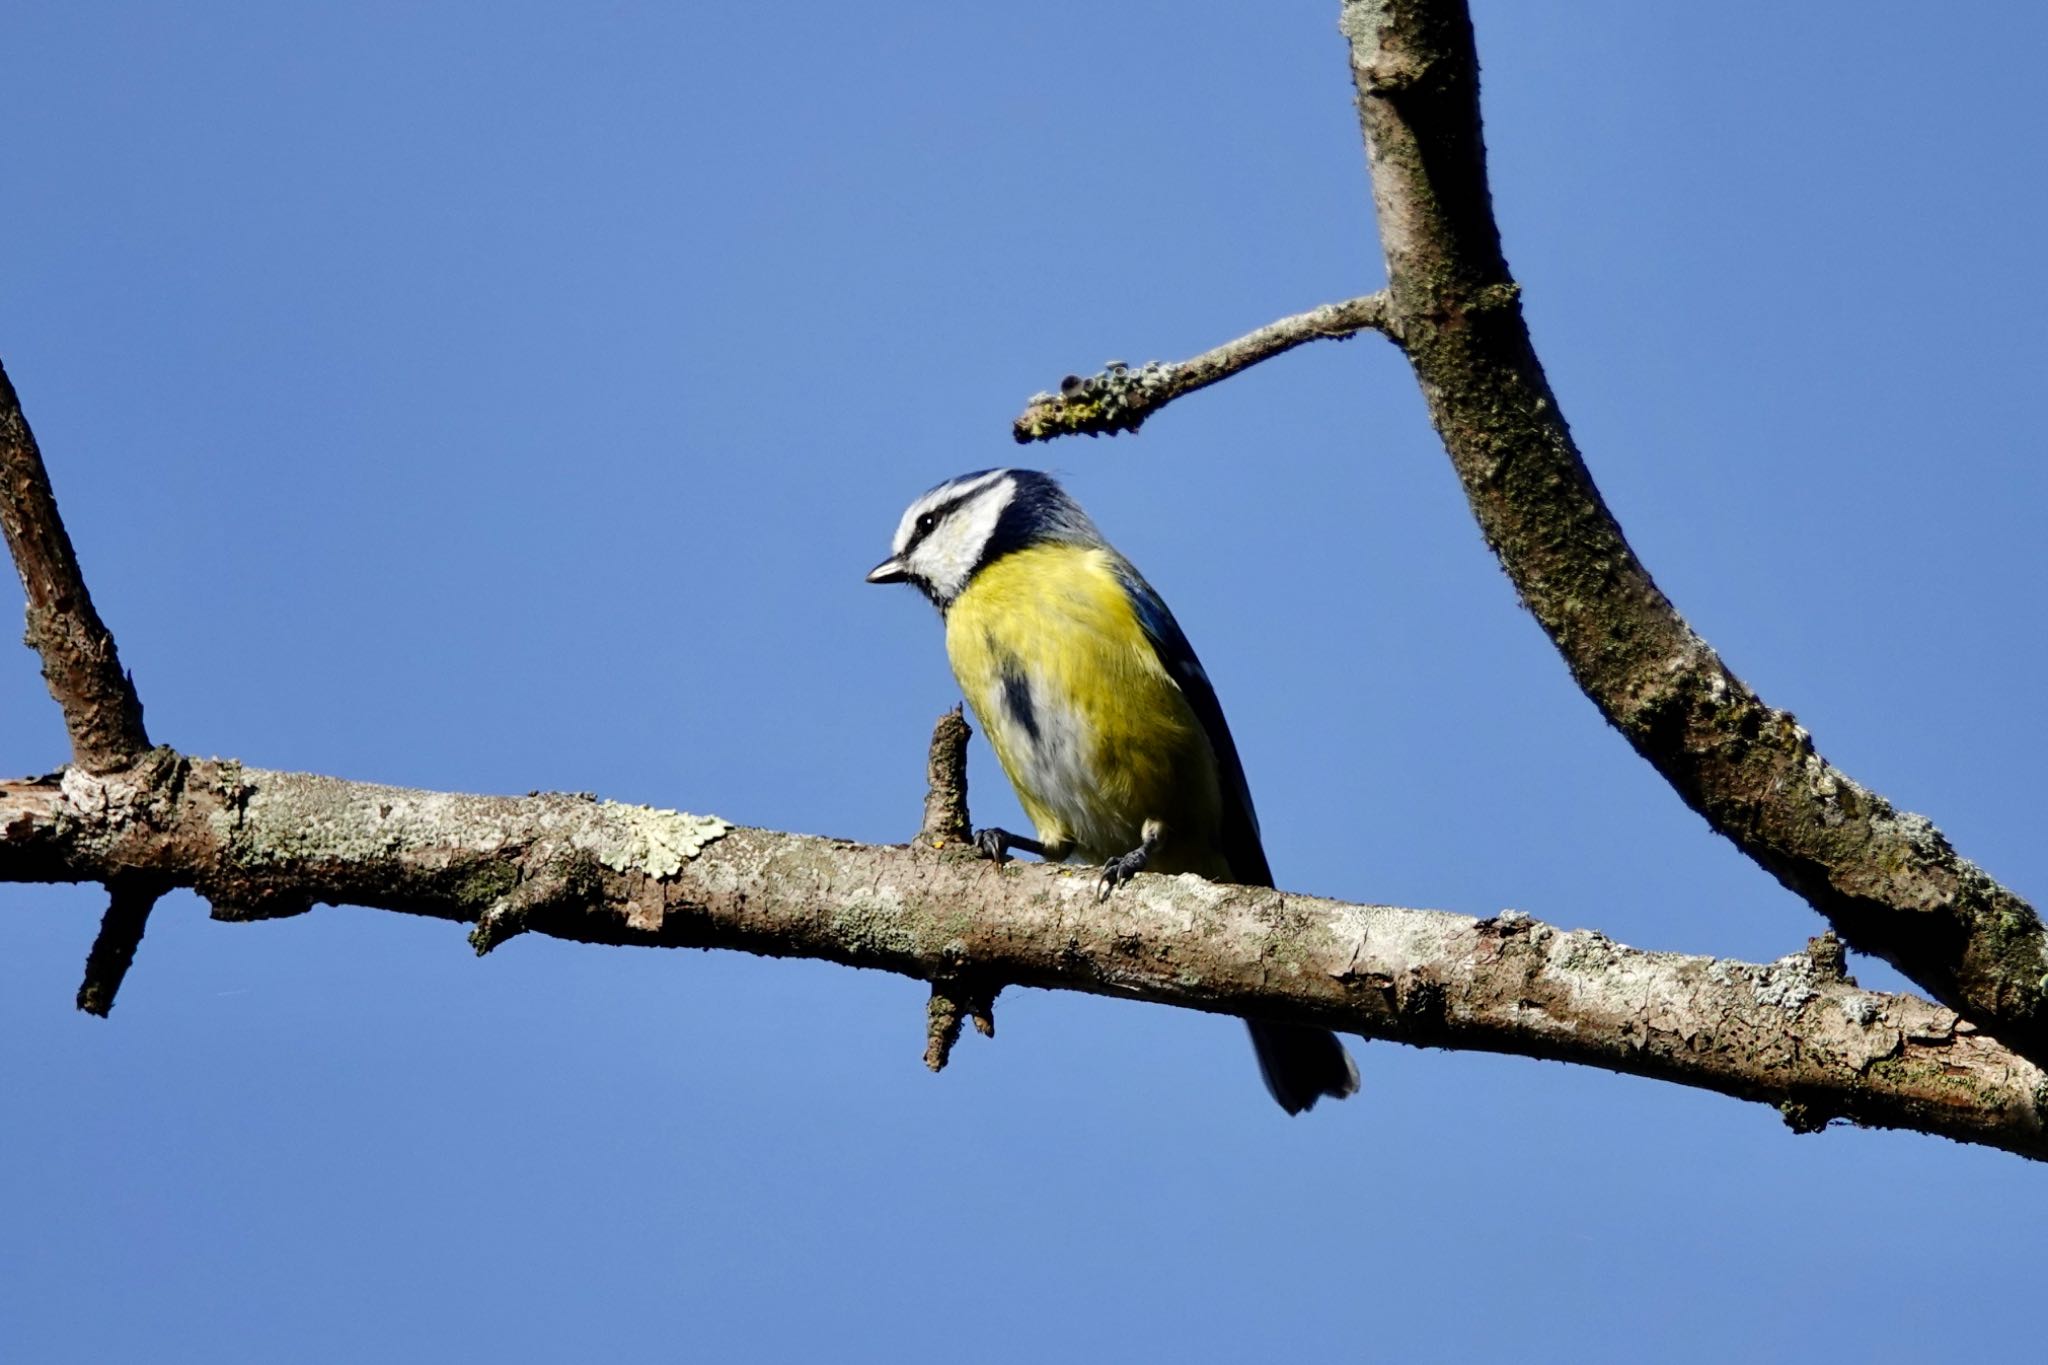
[903,492,972,553]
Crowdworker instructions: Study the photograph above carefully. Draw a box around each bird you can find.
[867,468,1359,1115]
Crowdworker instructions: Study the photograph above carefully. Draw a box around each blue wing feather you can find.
[1112,560,1274,889]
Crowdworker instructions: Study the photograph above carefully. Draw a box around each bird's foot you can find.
[1095,851,1147,900]
[1095,824,1164,901]
[974,828,1046,866]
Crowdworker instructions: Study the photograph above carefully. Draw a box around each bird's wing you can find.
[1112,558,1275,889]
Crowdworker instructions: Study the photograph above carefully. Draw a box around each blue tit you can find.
[867,468,1359,1115]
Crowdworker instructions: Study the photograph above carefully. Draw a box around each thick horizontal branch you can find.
[4,757,2043,1158]
[1310,0,2048,1060]
[1012,293,1393,441]
[0,357,151,774]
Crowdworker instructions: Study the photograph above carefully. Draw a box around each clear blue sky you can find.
[4,3,2044,1360]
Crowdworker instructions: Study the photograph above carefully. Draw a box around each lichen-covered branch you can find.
[0,358,151,774]
[1012,293,1393,441]
[4,759,2043,1159]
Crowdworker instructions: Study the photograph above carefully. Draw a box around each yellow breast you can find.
[943,543,1225,873]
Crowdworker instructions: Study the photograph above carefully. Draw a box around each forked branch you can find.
[2,357,161,1012]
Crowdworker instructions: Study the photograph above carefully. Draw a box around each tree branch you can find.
[5,16,2040,1165]
[4,759,2042,1158]
[918,704,973,850]
[0,358,151,774]
[74,875,166,1016]
[1330,0,2048,1064]
[1011,3,2048,1067]
[1012,294,1393,441]
[916,704,999,1070]
[2,356,162,1013]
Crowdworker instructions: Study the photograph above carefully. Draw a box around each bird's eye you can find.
[915,512,939,534]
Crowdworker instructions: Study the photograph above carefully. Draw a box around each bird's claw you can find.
[974,828,1011,865]
[1095,849,1147,901]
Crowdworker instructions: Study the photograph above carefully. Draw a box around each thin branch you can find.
[918,704,973,849]
[1012,293,1393,441]
[75,876,165,1016]
[923,976,998,1072]
[4,760,2043,1158]
[0,358,151,774]
[915,705,999,1071]
[925,986,968,1071]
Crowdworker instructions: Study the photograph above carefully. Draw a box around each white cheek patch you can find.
[905,477,1014,602]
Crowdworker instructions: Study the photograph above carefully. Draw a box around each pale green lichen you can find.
[573,803,731,879]
[214,759,250,810]
[1014,361,1175,441]
[1753,952,1820,1015]
[828,886,920,959]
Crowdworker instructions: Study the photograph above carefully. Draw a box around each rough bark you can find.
[916,703,998,1070]
[73,876,165,1017]
[0,359,150,774]
[4,759,2043,1158]
[2,357,162,1011]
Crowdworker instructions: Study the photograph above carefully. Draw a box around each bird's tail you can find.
[1245,1021,1360,1115]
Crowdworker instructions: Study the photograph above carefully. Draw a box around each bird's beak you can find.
[865,556,909,585]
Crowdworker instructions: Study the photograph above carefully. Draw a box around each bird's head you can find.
[866,468,1102,608]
